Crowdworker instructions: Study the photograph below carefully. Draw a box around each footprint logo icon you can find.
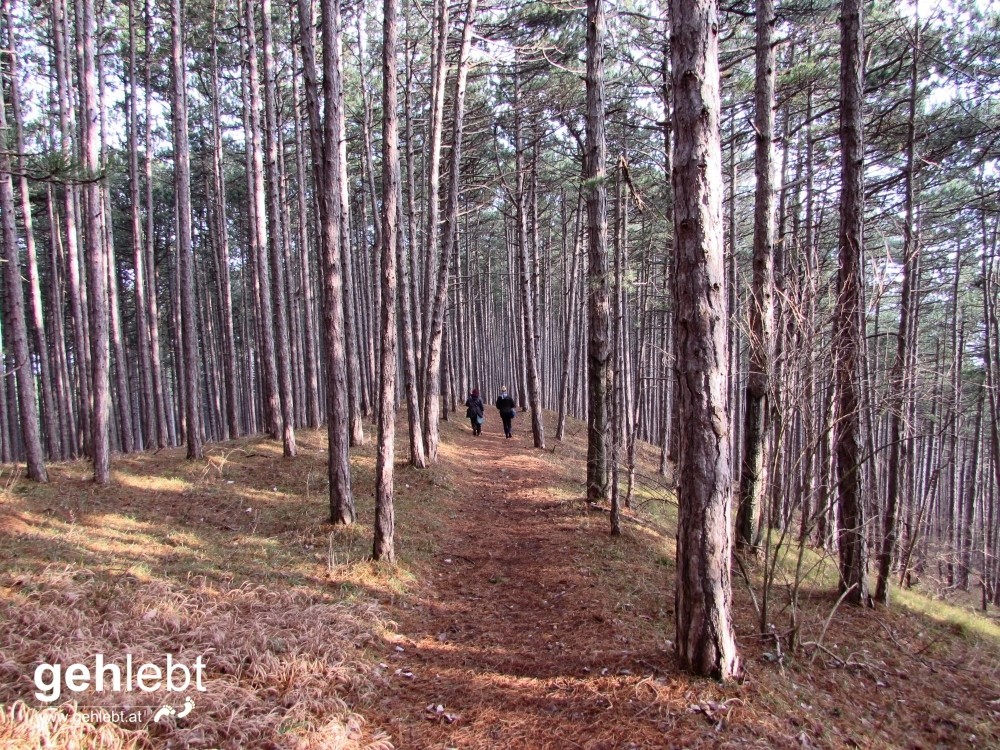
[152,706,175,723]
[153,697,195,723]
[176,697,195,719]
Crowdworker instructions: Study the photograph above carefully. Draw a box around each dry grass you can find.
[1,413,999,749]
[0,431,400,750]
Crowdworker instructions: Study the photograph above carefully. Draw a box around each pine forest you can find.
[1,0,999,747]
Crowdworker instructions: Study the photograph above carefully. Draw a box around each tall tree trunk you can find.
[145,0,170,448]
[261,0,297,457]
[53,0,91,457]
[670,0,740,680]
[338,5,365,445]
[78,0,110,480]
[243,0,281,441]
[513,77,545,450]
[6,0,58,460]
[320,0,355,524]
[172,0,202,459]
[835,0,870,605]
[420,0,449,377]
[736,0,776,552]
[556,191,584,441]
[210,0,240,440]
[374,0,400,562]
[398,23,427,468]
[0,43,46,481]
[47,188,76,458]
[127,0,155,450]
[423,0,477,461]
[875,15,921,605]
[585,0,611,506]
[289,33,321,431]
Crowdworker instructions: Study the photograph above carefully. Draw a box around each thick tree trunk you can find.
[585,0,611,506]
[835,0,871,605]
[670,0,740,680]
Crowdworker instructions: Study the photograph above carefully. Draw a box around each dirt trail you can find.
[369,424,713,750]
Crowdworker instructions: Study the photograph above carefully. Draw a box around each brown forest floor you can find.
[1,411,999,749]
[366,415,1000,749]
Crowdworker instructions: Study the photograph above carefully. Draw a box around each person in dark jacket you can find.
[495,386,516,438]
[465,388,485,436]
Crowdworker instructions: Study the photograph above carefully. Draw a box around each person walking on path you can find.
[465,388,485,436]
[495,386,516,439]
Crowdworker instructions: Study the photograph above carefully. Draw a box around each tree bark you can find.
[834,0,870,605]
[423,0,477,461]
[5,1,58,460]
[79,0,110,480]
[145,0,170,448]
[513,79,545,450]
[53,0,91,457]
[670,0,740,680]
[320,0,355,524]
[260,0,297,457]
[171,0,202,459]
[0,40,46,481]
[243,0,281,441]
[737,0,776,552]
[875,15,921,605]
[374,0,401,562]
[585,0,611,506]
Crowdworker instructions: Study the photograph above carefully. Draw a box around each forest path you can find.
[368,419,718,750]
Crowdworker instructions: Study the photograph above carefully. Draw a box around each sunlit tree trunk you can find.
[78,0,111,480]
[374,0,401,562]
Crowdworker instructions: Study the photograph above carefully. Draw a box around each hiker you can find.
[495,386,516,439]
[465,388,485,436]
